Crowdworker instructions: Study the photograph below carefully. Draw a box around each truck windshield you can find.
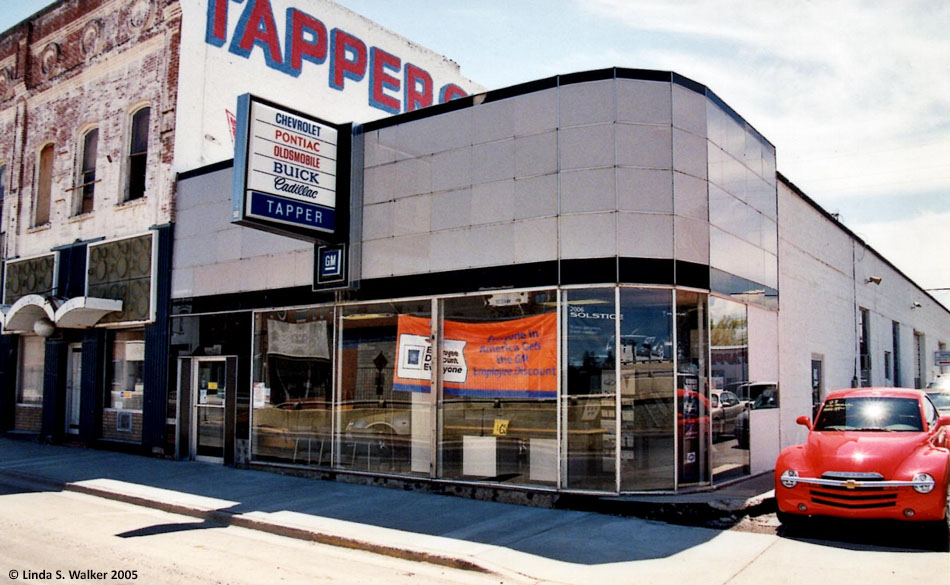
[814,397,923,432]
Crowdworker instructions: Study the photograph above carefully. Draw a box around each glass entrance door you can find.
[65,344,82,435]
[192,358,226,462]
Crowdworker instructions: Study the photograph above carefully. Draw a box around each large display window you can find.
[252,307,334,465]
[563,288,617,491]
[338,300,432,476]
[438,290,558,486]
[107,330,145,411]
[230,285,737,492]
[709,296,750,480]
[675,291,710,486]
[619,288,675,491]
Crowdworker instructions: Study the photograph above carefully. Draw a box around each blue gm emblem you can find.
[318,245,345,283]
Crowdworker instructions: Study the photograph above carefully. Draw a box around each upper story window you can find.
[35,143,54,226]
[0,163,6,224]
[76,127,98,215]
[127,106,150,201]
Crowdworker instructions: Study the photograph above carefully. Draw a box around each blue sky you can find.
[3,0,949,298]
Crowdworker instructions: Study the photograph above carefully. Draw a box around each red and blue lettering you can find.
[329,28,367,91]
[439,83,468,104]
[230,0,284,69]
[204,1,470,114]
[369,47,401,114]
[285,8,328,76]
[404,63,433,112]
[205,0,233,47]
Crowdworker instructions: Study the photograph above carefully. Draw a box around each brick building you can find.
[0,0,479,452]
[0,0,181,447]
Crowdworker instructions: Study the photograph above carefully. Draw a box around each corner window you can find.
[76,128,98,215]
[127,107,150,201]
[35,143,54,225]
[17,336,45,405]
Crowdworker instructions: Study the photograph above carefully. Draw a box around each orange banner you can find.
[393,313,557,398]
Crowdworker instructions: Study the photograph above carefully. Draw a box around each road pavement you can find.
[0,437,946,585]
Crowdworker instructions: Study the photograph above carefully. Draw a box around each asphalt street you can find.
[0,438,946,585]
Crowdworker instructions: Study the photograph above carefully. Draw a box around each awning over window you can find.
[1,294,55,333]
[55,297,124,329]
[0,295,122,334]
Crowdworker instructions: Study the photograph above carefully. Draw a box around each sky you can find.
[3,0,949,304]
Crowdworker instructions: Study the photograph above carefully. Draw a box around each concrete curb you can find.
[0,468,517,578]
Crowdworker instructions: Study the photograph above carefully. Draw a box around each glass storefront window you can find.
[619,288,675,491]
[563,288,617,491]
[675,291,710,486]
[709,296,750,481]
[107,330,145,410]
[439,290,558,486]
[17,336,45,404]
[252,307,334,465]
[338,300,432,476]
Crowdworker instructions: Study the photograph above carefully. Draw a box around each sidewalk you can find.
[0,437,778,584]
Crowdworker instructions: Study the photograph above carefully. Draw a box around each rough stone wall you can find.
[0,0,181,261]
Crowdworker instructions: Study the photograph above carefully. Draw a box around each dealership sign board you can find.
[231,93,350,242]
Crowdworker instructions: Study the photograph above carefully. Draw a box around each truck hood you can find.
[803,431,928,478]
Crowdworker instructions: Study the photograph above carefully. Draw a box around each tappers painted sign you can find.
[205,0,470,115]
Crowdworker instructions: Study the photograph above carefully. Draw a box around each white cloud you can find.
[850,210,950,290]
[581,0,950,204]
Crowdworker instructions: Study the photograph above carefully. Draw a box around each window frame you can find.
[75,125,99,215]
[34,142,55,226]
[0,162,6,227]
[125,104,151,202]
[17,335,46,405]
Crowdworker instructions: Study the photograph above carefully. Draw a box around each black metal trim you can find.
[174,257,717,314]
[619,257,675,286]
[675,260,710,290]
[615,68,675,83]
[560,257,616,285]
[559,68,617,86]
[176,158,234,181]
[671,72,706,95]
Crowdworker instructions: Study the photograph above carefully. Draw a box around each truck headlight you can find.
[780,469,799,488]
[912,473,935,494]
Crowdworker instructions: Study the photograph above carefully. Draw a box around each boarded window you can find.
[35,143,54,225]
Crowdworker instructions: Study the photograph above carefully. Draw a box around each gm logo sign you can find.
[315,244,346,288]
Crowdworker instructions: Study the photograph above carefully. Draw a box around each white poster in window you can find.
[267,319,330,359]
[253,383,271,409]
[126,341,146,362]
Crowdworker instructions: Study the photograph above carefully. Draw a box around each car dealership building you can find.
[3,0,950,498]
[170,68,950,494]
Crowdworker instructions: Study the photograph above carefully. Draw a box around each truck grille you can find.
[809,489,898,509]
[811,472,897,509]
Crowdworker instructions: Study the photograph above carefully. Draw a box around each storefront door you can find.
[65,343,82,435]
[192,358,226,462]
